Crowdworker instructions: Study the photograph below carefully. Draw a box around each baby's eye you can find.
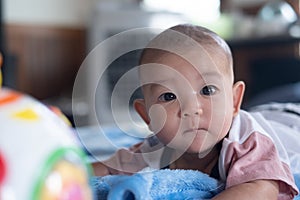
[200,85,218,96]
[158,92,177,102]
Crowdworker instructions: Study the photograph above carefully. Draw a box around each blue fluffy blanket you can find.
[91,169,300,200]
[92,169,224,200]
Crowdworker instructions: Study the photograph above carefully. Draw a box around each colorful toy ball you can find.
[0,56,93,199]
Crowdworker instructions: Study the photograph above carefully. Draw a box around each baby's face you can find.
[138,50,240,157]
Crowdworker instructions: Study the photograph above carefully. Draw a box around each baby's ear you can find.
[133,99,150,124]
[232,81,245,116]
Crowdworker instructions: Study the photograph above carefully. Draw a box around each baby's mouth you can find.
[183,127,207,134]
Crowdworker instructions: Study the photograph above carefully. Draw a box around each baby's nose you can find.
[183,110,201,117]
[181,100,203,118]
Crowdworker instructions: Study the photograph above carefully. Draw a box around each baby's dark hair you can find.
[139,24,234,79]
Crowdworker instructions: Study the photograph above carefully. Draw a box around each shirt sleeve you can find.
[224,131,298,199]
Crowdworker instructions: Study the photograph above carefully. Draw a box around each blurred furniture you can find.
[5,24,86,100]
[221,0,300,15]
[0,0,3,53]
[228,36,300,107]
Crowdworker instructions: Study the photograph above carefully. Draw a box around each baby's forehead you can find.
[139,47,229,77]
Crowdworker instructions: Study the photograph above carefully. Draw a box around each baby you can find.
[93,24,299,199]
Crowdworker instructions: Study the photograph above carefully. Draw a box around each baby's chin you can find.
[184,143,216,158]
[159,135,211,153]
[164,142,212,156]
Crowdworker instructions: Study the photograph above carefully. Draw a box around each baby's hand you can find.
[92,142,147,176]
[92,162,110,176]
[102,148,148,175]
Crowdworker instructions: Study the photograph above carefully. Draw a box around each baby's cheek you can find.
[148,104,167,134]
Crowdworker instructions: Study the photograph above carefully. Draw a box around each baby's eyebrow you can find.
[143,71,223,91]
[198,71,223,79]
[143,78,173,87]
[148,82,168,91]
[146,81,176,94]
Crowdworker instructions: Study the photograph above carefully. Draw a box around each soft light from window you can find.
[142,0,220,23]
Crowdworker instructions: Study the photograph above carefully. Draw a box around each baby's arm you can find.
[92,142,148,176]
[213,179,279,200]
